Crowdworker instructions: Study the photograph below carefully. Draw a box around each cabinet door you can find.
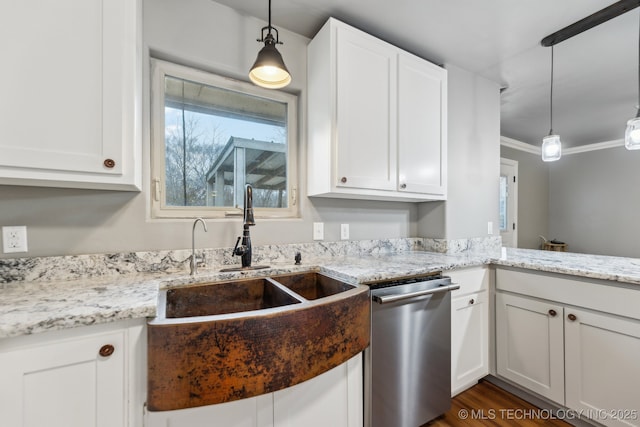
[397,53,447,196]
[565,308,640,427]
[335,25,397,191]
[0,330,126,427]
[145,395,273,427]
[273,354,362,427]
[0,0,140,190]
[451,291,489,395]
[496,292,564,404]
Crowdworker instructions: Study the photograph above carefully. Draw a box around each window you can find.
[150,59,298,219]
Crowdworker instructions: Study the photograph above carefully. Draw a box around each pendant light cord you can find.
[268,0,272,32]
[550,45,555,134]
[637,8,640,117]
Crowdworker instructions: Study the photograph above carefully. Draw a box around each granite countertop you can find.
[2,247,640,339]
[495,247,640,285]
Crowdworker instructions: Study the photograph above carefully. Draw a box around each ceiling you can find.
[214,0,639,148]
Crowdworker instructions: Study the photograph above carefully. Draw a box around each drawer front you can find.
[496,268,640,321]
[448,267,489,297]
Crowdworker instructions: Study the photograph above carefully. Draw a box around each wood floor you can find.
[426,380,572,426]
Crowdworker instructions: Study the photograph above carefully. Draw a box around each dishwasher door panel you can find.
[367,289,451,427]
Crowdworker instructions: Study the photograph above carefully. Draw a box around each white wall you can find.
[0,0,418,258]
[418,65,500,240]
[548,146,640,257]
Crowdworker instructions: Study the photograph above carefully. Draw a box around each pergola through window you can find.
[205,137,287,208]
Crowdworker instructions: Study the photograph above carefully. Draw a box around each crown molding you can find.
[500,136,625,156]
[563,139,625,155]
[500,136,540,155]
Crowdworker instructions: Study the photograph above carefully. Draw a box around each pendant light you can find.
[542,46,562,162]
[249,0,291,89]
[625,9,640,150]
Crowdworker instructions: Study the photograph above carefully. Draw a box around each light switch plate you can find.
[313,222,324,240]
[3,226,28,253]
[487,221,493,235]
[340,224,349,240]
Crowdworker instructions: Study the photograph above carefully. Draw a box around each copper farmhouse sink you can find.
[164,277,301,318]
[147,272,370,411]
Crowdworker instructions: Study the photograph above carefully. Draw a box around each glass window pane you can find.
[163,75,288,209]
[499,174,508,231]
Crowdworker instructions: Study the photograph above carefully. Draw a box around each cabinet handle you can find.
[99,344,115,357]
[103,159,116,168]
[469,298,475,305]
[340,177,347,183]
[548,309,557,317]
[400,183,407,189]
[567,313,577,321]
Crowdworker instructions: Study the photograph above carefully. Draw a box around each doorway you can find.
[500,158,518,247]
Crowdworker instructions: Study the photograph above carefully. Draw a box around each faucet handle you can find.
[232,236,244,256]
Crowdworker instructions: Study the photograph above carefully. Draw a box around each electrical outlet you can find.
[3,226,28,253]
[487,221,493,235]
[340,224,349,240]
[313,222,324,240]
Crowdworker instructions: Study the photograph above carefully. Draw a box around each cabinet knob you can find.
[469,298,475,305]
[340,177,347,183]
[548,309,557,317]
[99,344,115,357]
[567,313,577,322]
[400,183,407,189]
[103,158,116,168]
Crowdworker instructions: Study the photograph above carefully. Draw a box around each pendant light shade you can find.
[249,0,291,89]
[625,117,640,149]
[542,134,562,161]
[542,46,562,162]
[625,10,640,150]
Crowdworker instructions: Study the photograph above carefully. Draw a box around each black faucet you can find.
[232,184,255,268]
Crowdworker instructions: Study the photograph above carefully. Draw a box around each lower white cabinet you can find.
[565,308,640,427]
[0,320,146,427]
[496,268,640,427]
[273,354,362,427]
[145,353,363,427]
[496,292,565,404]
[449,267,489,396]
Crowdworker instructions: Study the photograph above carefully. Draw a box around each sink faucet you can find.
[190,217,208,275]
[232,184,255,268]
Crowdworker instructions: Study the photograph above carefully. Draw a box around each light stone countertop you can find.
[2,248,640,339]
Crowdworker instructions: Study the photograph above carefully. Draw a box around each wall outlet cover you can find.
[2,226,28,253]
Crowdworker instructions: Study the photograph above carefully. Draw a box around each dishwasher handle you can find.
[372,283,460,304]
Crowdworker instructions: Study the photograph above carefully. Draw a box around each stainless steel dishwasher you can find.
[364,274,459,427]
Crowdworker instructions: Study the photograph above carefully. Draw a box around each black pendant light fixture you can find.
[541,46,562,162]
[249,0,291,89]
[625,9,640,149]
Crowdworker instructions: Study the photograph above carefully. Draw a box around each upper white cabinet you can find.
[307,18,447,202]
[0,0,141,191]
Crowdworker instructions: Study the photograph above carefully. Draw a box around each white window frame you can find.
[150,59,298,219]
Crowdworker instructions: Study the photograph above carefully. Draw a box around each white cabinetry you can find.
[496,292,565,404]
[145,353,363,427]
[307,18,446,202]
[0,0,141,191]
[565,308,640,427]
[0,320,146,427]
[273,354,362,427]
[496,268,640,427]
[449,267,489,396]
